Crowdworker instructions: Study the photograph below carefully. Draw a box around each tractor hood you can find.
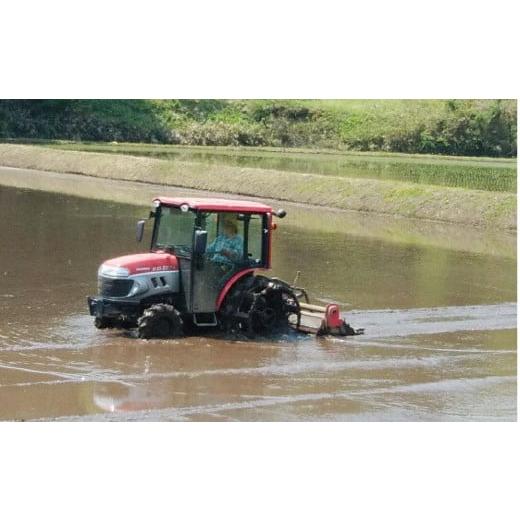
[101,252,179,277]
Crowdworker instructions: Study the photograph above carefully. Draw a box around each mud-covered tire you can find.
[137,304,183,339]
[219,274,300,337]
[94,317,115,329]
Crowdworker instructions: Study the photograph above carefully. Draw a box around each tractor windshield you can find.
[153,207,195,255]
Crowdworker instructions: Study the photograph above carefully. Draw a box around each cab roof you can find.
[154,196,273,213]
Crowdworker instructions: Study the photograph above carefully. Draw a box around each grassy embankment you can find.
[0,143,515,229]
[0,99,516,157]
[41,140,517,192]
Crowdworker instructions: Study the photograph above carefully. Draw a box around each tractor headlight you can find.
[98,264,130,278]
[128,279,148,297]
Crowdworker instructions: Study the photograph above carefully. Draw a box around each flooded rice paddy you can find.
[45,142,517,192]
[0,171,516,421]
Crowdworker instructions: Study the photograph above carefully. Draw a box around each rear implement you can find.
[289,282,363,336]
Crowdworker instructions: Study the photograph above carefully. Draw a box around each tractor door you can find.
[190,211,266,315]
[190,211,242,314]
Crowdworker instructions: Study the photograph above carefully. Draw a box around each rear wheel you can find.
[137,304,184,339]
[219,275,300,337]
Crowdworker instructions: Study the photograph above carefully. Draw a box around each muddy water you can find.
[0,183,516,421]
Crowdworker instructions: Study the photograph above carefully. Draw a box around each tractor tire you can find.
[94,317,115,329]
[219,275,300,337]
[137,304,184,339]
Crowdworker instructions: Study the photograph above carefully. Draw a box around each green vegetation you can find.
[0,99,516,157]
[0,144,515,229]
[37,141,517,192]
[1,101,515,229]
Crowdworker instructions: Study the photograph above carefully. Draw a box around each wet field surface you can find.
[0,179,516,421]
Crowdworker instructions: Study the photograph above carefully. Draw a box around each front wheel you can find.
[137,304,184,339]
[94,317,115,329]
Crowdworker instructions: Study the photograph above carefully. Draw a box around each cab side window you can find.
[247,214,264,266]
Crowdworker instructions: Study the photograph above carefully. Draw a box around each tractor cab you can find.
[149,197,273,317]
[88,195,361,338]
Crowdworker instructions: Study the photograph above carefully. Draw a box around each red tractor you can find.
[88,196,362,339]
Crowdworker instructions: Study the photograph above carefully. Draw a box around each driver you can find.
[206,218,243,268]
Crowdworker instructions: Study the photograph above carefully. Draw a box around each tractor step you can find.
[193,312,218,327]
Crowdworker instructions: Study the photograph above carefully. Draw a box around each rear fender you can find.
[215,269,255,311]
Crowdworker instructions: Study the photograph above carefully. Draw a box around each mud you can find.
[0,182,516,421]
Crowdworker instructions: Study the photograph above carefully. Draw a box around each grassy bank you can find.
[0,99,516,157]
[0,144,515,229]
[40,141,517,192]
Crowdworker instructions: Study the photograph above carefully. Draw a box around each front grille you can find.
[98,276,134,297]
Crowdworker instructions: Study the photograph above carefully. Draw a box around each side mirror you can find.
[193,229,208,255]
[275,209,287,218]
[136,220,146,242]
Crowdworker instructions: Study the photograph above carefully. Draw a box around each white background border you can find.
[1,1,518,519]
